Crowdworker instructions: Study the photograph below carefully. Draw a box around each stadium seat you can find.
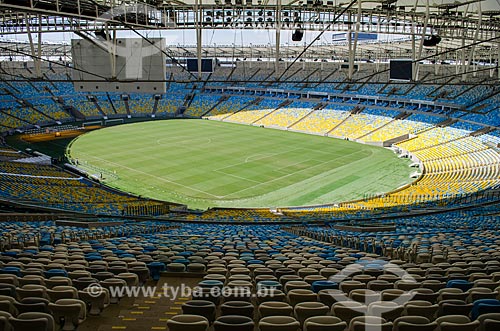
[303,316,348,331]
[166,314,209,331]
[258,316,300,331]
[213,315,254,331]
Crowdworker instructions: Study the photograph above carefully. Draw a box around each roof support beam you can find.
[415,0,430,81]
[461,30,467,81]
[195,0,202,80]
[411,21,416,81]
[348,0,362,80]
[497,32,500,80]
[275,0,282,79]
[25,18,42,78]
[466,1,482,80]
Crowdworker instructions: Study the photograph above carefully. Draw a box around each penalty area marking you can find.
[70,149,224,199]
[244,153,276,163]
[220,158,338,199]
[212,170,263,184]
[212,147,373,198]
[213,148,304,173]
[220,148,376,199]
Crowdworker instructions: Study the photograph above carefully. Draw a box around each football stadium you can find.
[0,0,500,330]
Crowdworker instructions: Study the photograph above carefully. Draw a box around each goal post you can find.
[83,121,103,127]
[104,118,125,126]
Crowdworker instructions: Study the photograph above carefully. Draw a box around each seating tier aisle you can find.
[156,94,185,116]
[222,99,283,124]
[290,107,351,134]
[254,108,312,128]
[128,94,155,115]
[207,96,257,118]
[65,95,101,117]
[185,94,221,117]
[362,120,431,142]
[328,114,394,139]
[395,127,469,152]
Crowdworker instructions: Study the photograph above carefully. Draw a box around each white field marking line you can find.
[212,148,312,190]
[244,153,276,163]
[271,159,320,176]
[221,157,339,198]
[217,147,370,198]
[212,170,263,184]
[273,169,292,175]
[307,146,371,157]
[156,137,212,147]
[72,151,223,199]
[213,147,305,173]
[220,148,374,199]
[273,158,323,174]
[74,135,376,201]
[268,160,320,176]
[214,158,320,183]
[222,146,368,176]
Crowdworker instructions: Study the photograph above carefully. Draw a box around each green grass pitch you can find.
[68,119,413,209]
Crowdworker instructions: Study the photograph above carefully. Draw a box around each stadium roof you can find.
[0,0,498,82]
[0,0,498,35]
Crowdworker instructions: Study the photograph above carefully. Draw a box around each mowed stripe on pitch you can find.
[69,119,413,209]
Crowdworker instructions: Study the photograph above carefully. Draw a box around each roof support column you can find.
[435,46,439,76]
[347,24,352,77]
[411,20,416,80]
[348,0,362,80]
[275,0,282,79]
[461,30,467,81]
[415,0,430,81]
[467,1,482,80]
[105,26,117,79]
[195,0,202,81]
[109,1,116,79]
[25,17,42,78]
[497,32,500,80]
